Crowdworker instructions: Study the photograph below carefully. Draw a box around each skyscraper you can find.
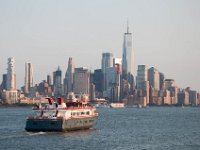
[122,22,134,77]
[93,69,103,96]
[121,22,135,97]
[101,52,113,94]
[6,57,16,90]
[73,67,90,95]
[3,57,18,104]
[24,62,33,94]
[148,67,160,91]
[53,66,63,96]
[64,57,74,94]
[159,72,165,90]
[47,74,52,86]
[136,65,148,90]
[1,74,7,90]
[136,65,149,105]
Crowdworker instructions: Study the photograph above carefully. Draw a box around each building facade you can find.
[136,65,148,90]
[148,67,160,91]
[64,57,75,95]
[73,67,90,95]
[6,57,16,90]
[24,62,33,95]
[101,52,113,94]
[122,23,134,77]
[53,66,63,96]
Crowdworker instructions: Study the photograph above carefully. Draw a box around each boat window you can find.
[81,112,84,115]
[35,111,41,117]
[77,112,80,116]
[86,111,90,115]
[51,122,56,125]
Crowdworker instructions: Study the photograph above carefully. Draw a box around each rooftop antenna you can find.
[127,18,129,33]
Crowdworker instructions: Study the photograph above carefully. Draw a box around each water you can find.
[0,107,200,150]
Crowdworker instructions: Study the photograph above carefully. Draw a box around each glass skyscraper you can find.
[6,57,16,90]
[24,62,33,94]
[121,23,135,96]
[122,23,134,77]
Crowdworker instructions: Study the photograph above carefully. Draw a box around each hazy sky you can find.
[0,0,200,91]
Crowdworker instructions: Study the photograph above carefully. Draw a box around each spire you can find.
[57,66,61,71]
[127,18,129,33]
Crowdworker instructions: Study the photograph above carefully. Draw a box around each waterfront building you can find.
[122,22,135,96]
[197,93,200,106]
[143,81,150,105]
[178,90,189,105]
[149,88,160,105]
[73,67,90,95]
[24,62,33,95]
[105,67,115,98]
[2,90,18,104]
[163,79,178,105]
[168,86,179,104]
[101,52,113,94]
[2,57,18,104]
[90,83,96,101]
[64,57,74,95]
[189,90,197,106]
[105,59,121,101]
[148,67,160,91]
[6,57,16,90]
[37,80,52,97]
[163,90,171,105]
[53,66,63,96]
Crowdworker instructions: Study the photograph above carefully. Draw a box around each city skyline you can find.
[0,0,200,91]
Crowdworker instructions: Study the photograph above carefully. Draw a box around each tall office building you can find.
[73,67,90,95]
[93,69,103,96]
[101,53,113,93]
[3,57,18,104]
[122,22,134,78]
[24,62,33,94]
[106,63,121,101]
[53,66,63,96]
[47,74,52,86]
[159,72,165,90]
[163,79,175,89]
[136,65,148,90]
[1,74,7,90]
[121,22,135,97]
[6,57,16,90]
[178,90,189,105]
[64,57,74,94]
[148,67,160,91]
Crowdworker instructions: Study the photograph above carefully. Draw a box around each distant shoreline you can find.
[0,103,33,108]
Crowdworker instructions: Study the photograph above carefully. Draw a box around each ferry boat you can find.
[25,98,98,132]
[110,102,125,108]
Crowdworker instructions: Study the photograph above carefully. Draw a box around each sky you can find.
[0,0,200,91]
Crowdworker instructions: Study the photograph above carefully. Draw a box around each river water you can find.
[0,107,200,150]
